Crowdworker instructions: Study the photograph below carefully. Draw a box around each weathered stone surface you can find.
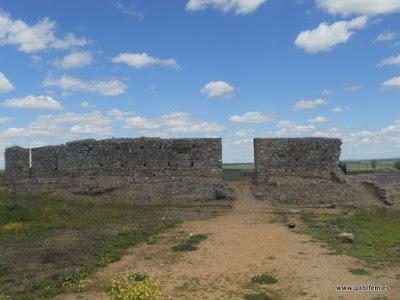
[5,137,234,205]
[347,169,400,207]
[254,138,344,183]
[253,138,350,207]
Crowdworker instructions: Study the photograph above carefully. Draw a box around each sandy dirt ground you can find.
[60,181,400,300]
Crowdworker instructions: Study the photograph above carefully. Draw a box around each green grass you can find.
[172,234,208,252]
[251,274,278,285]
[349,268,370,275]
[0,189,179,299]
[299,209,400,265]
[223,163,254,181]
[345,160,395,174]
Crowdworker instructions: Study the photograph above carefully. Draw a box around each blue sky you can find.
[0,0,400,166]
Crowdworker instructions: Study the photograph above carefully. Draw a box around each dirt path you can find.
[61,182,400,300]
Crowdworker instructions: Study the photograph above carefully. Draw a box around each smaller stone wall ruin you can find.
[254,138,343,183]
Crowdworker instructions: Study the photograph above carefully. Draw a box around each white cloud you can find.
[332,106,349,112]
[375,31,398,42]
[43,75,126,96]
[0,10,89,53]
[124,111,225,133]
[316,0,400,16]
[295,16,367,53]
[3,95,63,110]
[383,76,400,88]
[378,54,400,67]
[234,129,255,137]
[80,101,96,109]
[308,116,327,123]
[53,51,93,69]
[229,112,274,123]
[112,52,178,69]
[0,116,13,124]
[107,108,134,121]
[277,120,316,135]
[115,1,143,20]
[186,0,266,15]
[0,111,114,139]
[70,124,114,135]
[125,116,161,130]
[0,72,15,93]
[201,80,234,98]
[294,98,327,110]
[322,89,333,96]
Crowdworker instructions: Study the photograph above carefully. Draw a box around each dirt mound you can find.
[252,176,385,208]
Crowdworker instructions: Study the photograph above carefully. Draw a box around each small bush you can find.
[2,222,24,234]
[251,273,278,285]
[0,292,11,300]
[394,161,400,170]
[127,273,147,282]
[172,234,208,252]
[63,272,92,293]
[370,160,377,170]
[107,277,164,300]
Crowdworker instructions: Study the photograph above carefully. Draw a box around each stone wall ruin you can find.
[254,138,343,183]
[5,138,233,204]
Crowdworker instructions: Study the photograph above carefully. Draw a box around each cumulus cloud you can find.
[294,98,327,110]
[316,0,400,16]
[0,10,89,53]
[375,31,398,42]
[377,54,400,67]
[3,95,63,110]
[383,76,400,88]
[53,51,93,69]
[112,52,178,69]
[332,106,349,113]
[277,120,316,135]
[124,111,225,133]
[186,0,266,15]
[0,116,13,124]
[80,101,96,109]
[43,75,126,96]
[295,16,367,53]
[0,72,15,93]
[308,116,328,123]
[234,129,255,137]
[0,111,114,139]
[201,81,234,98]
[229,112,274,123]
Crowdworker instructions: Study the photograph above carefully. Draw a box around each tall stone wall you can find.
[5,138,222,182]
[254,138,342,183]
[4,138,233,203]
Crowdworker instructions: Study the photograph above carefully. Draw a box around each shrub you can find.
[0,292,11,300]
[108,277,164,300]
[394,161,400,170]
[63,272,92,293]
[251,273,278,285]
[3,222,24,233]
[172,234,208,252]
[370,160,377,170]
